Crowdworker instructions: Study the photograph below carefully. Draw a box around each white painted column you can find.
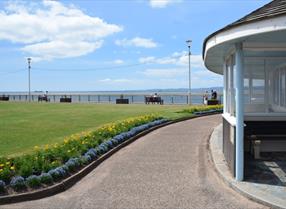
[235,42,244,181]
[223,60,227,114]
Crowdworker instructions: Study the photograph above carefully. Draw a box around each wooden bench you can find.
[0,96,9,101]
[38,95,50,102]
[145,96,164,105]
[245,121,286,159]
[116,99,129,104]
[60,98,72,103]
[207,99,219,105]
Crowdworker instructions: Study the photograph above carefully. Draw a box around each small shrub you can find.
[97,144,108,155]
[83,154,92,163]
[126,131,133,138]
[80,155,90,165]
[40,173,53,184]
[55,167,67,178]
[110,138,118,146]
[48,169,62,181]
[0,167,12,183]
[113,135,124,143]
[119,133,128,140]
[26,175,41,188]
[61,165,69,173]
[105,140,114,149]
[85,148,97,160]
[0,180,5,193]
[65,158,80,172]
[18,162,33,178]
[10,176,26,191]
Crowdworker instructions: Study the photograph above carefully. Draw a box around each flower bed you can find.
[179,105,223,114]
[0,114,167,195]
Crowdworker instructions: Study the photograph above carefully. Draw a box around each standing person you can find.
[211,89,215,99]
[203,91,209,105]
[213,90,217,100]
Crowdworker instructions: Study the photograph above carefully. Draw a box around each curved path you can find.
[2,115,266,209]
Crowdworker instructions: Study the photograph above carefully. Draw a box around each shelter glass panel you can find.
[266,59,286,112]
[226,55,235,116]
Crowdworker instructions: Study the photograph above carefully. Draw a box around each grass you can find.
[0,102,192,156]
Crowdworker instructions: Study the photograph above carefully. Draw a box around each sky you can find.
[0,0,271,92]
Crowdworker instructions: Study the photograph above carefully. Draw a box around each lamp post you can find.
[186,40,192,105]
[27,57,32,102]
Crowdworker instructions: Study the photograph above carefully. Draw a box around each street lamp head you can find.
[27,57,32,63]
[186,40,192,48]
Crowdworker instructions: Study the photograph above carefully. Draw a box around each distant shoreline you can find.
[0,87,223,94]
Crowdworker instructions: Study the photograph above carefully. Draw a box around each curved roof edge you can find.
[203,0,286,60]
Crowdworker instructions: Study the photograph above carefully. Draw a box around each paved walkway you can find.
[2,115,266,209]
[210,124,285,209]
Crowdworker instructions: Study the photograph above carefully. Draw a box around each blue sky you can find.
[0,0,270,92]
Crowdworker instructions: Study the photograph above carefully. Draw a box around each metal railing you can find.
[0,92,223,105]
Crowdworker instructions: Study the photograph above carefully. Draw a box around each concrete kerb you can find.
[209,124,286,209]
[0,112,220,205]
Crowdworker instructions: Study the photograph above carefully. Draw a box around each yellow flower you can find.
[67,150,71,153]
[0,169,3,172]
[34,146,39,150]
[10,166,15,170]
[6,162,10,165]
[0,164,4,167]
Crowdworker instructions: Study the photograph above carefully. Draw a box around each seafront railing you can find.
[0,92,223,105]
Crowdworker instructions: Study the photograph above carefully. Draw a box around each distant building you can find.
[203,0,286,181]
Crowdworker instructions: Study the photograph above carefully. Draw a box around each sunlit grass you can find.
[0,102,191,156]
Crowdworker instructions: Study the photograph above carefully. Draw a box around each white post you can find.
[186,40,192,105]
[188,48,191,105]
[235,43,244,181]
[27,58,32,102]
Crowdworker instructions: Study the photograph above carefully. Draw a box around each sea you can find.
[0,88,223,105]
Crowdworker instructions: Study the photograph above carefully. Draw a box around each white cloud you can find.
[0,0,122,61]
[115,37,158,48]
[22,40,103,61]
[139,56,156,63]
[149,0,181,8]
[99,78,133,83]
[139,51,204,68]
[113,59,124,64]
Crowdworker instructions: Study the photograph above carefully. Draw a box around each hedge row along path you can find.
[2,115,266,209]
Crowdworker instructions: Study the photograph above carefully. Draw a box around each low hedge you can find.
[179,105,223,114]
[0,114,167,194]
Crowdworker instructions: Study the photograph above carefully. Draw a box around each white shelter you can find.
[203,0,286,181]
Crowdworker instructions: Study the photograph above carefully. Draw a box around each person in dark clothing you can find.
[211,90,217,100]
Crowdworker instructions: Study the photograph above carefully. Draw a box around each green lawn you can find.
[0,102,191,156]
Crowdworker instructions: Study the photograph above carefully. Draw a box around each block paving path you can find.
[2,115,267,209]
